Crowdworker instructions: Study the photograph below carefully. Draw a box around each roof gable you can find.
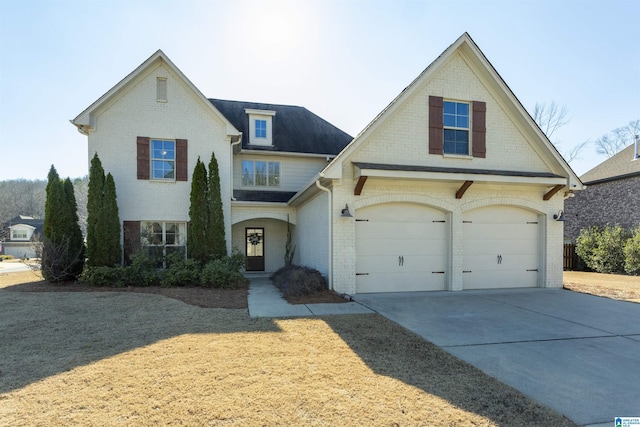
[322,33,583,190]
[209,99,352,155]
[72,50,240,138]
[581,144,640,184]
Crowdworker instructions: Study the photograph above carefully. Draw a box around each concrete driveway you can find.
[353,288,640,427]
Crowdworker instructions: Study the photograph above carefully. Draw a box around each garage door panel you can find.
[463,224,538,239]
[356,271,446,293]
[463,270,538,289]
[357,222,446,239]
[356,203,448,293]
[463,206,539,290]
[463,238,538,256]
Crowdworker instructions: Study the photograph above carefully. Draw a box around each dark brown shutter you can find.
[429,96,444,154]
[175,139,188,181]
[472,101,486,158]
[137,136,150,180]
[123,221,140,266]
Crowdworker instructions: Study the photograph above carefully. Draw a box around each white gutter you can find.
[230,133,242,201]
[315,175,333,290]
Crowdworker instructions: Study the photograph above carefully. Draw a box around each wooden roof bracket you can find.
[543,184,564,201]
[456,180,474,199]
[354,175,368,195]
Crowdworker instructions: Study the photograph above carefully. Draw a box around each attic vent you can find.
[156,77,167,102]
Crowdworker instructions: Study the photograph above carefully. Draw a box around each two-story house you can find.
[72,33,582,295]
[0,215,44,259]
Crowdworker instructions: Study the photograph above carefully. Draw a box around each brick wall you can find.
[564,175,640,240]
[87,61,233,253]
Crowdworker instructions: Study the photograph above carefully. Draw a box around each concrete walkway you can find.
[354,288,640,427]
[247,277,373,318]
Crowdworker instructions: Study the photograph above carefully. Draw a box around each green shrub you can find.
[200,258,246,289]
[161,257,201,287]
[624,224,640,275]
[0,255,15,261]
[271,264,328,298]
[82,266,125,287]
[576,225,628,273]
[123,251,162,287]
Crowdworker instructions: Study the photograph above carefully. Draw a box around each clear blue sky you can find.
[1,0,638,180]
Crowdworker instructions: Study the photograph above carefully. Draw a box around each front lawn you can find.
[0,271,574,426]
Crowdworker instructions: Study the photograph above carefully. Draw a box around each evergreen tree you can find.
[86,154,105,266]
[188,158,209,263]
[42,165,85,282]
[63,177,85,278]
[207,151,227,259]
[101,173,122,266]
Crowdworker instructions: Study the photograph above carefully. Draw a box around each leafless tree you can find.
[594,120,640,158]
[532,101,588,164]
[533,101,570,139]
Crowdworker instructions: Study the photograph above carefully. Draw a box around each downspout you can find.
[230,133,242,201]
[315,175,333,290]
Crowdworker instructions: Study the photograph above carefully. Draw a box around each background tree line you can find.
[0,177,88,233]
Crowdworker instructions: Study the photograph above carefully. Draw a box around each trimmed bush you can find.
[201,257,246,289]
[82,266,125,287]
[271,264,328,298]
[624,225,640,275]
[123,251,162,287]
[576,224,629,274]
[161,257,201,287]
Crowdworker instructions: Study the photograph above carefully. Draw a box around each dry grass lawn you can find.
[0,271,576,426]
[564,271,640,303]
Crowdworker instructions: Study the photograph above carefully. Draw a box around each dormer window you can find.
[255,119,267,138]
[245,109,276,146]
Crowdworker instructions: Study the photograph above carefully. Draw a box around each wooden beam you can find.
[456,180,474,199]
[354,175,368,195]
[543,184,564,201]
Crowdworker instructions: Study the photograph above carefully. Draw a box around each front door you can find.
[246,228,265,271]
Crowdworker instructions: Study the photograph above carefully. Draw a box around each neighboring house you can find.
[71,33,582,294]
[0,215,44,259]
[564,142,640,241]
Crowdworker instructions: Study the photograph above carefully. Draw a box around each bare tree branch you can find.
[595,120,640,158]
[533,101,570,139]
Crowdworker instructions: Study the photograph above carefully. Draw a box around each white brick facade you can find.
[84,60,235,253]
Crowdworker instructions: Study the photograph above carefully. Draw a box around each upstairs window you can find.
[255,119,267,138]
[151,139,175,180]
[429,96,485,158]
[242,160,280,187]
[443,101,469,155]
[137,137,187,181]
[245,109,276,146]
[12,229,28,240]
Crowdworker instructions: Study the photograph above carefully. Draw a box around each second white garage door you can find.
[462,206,540,289]
[355,203,448,293]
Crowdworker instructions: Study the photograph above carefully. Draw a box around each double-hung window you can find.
[255,119,267,139]
[151,139,175,180]
[443,101,470,155]
[241,160,280,187]
[12,230,28,240]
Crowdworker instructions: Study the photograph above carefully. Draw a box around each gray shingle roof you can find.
[233,190,297,203]
[580,144,640,184]
[209,99,352,155]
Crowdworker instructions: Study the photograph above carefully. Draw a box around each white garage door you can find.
[355,203,448,293]
[463,206,540,289]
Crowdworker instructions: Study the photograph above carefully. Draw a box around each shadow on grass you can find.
[0,288,280,394]
[322,314,576,427]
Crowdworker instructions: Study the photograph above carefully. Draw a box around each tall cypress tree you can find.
[86,154,105,267]
[63,177,85,278]
[102,173,122,266]
[42,165,85,282]
[188,158,208,263]
[207,151,227,259]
